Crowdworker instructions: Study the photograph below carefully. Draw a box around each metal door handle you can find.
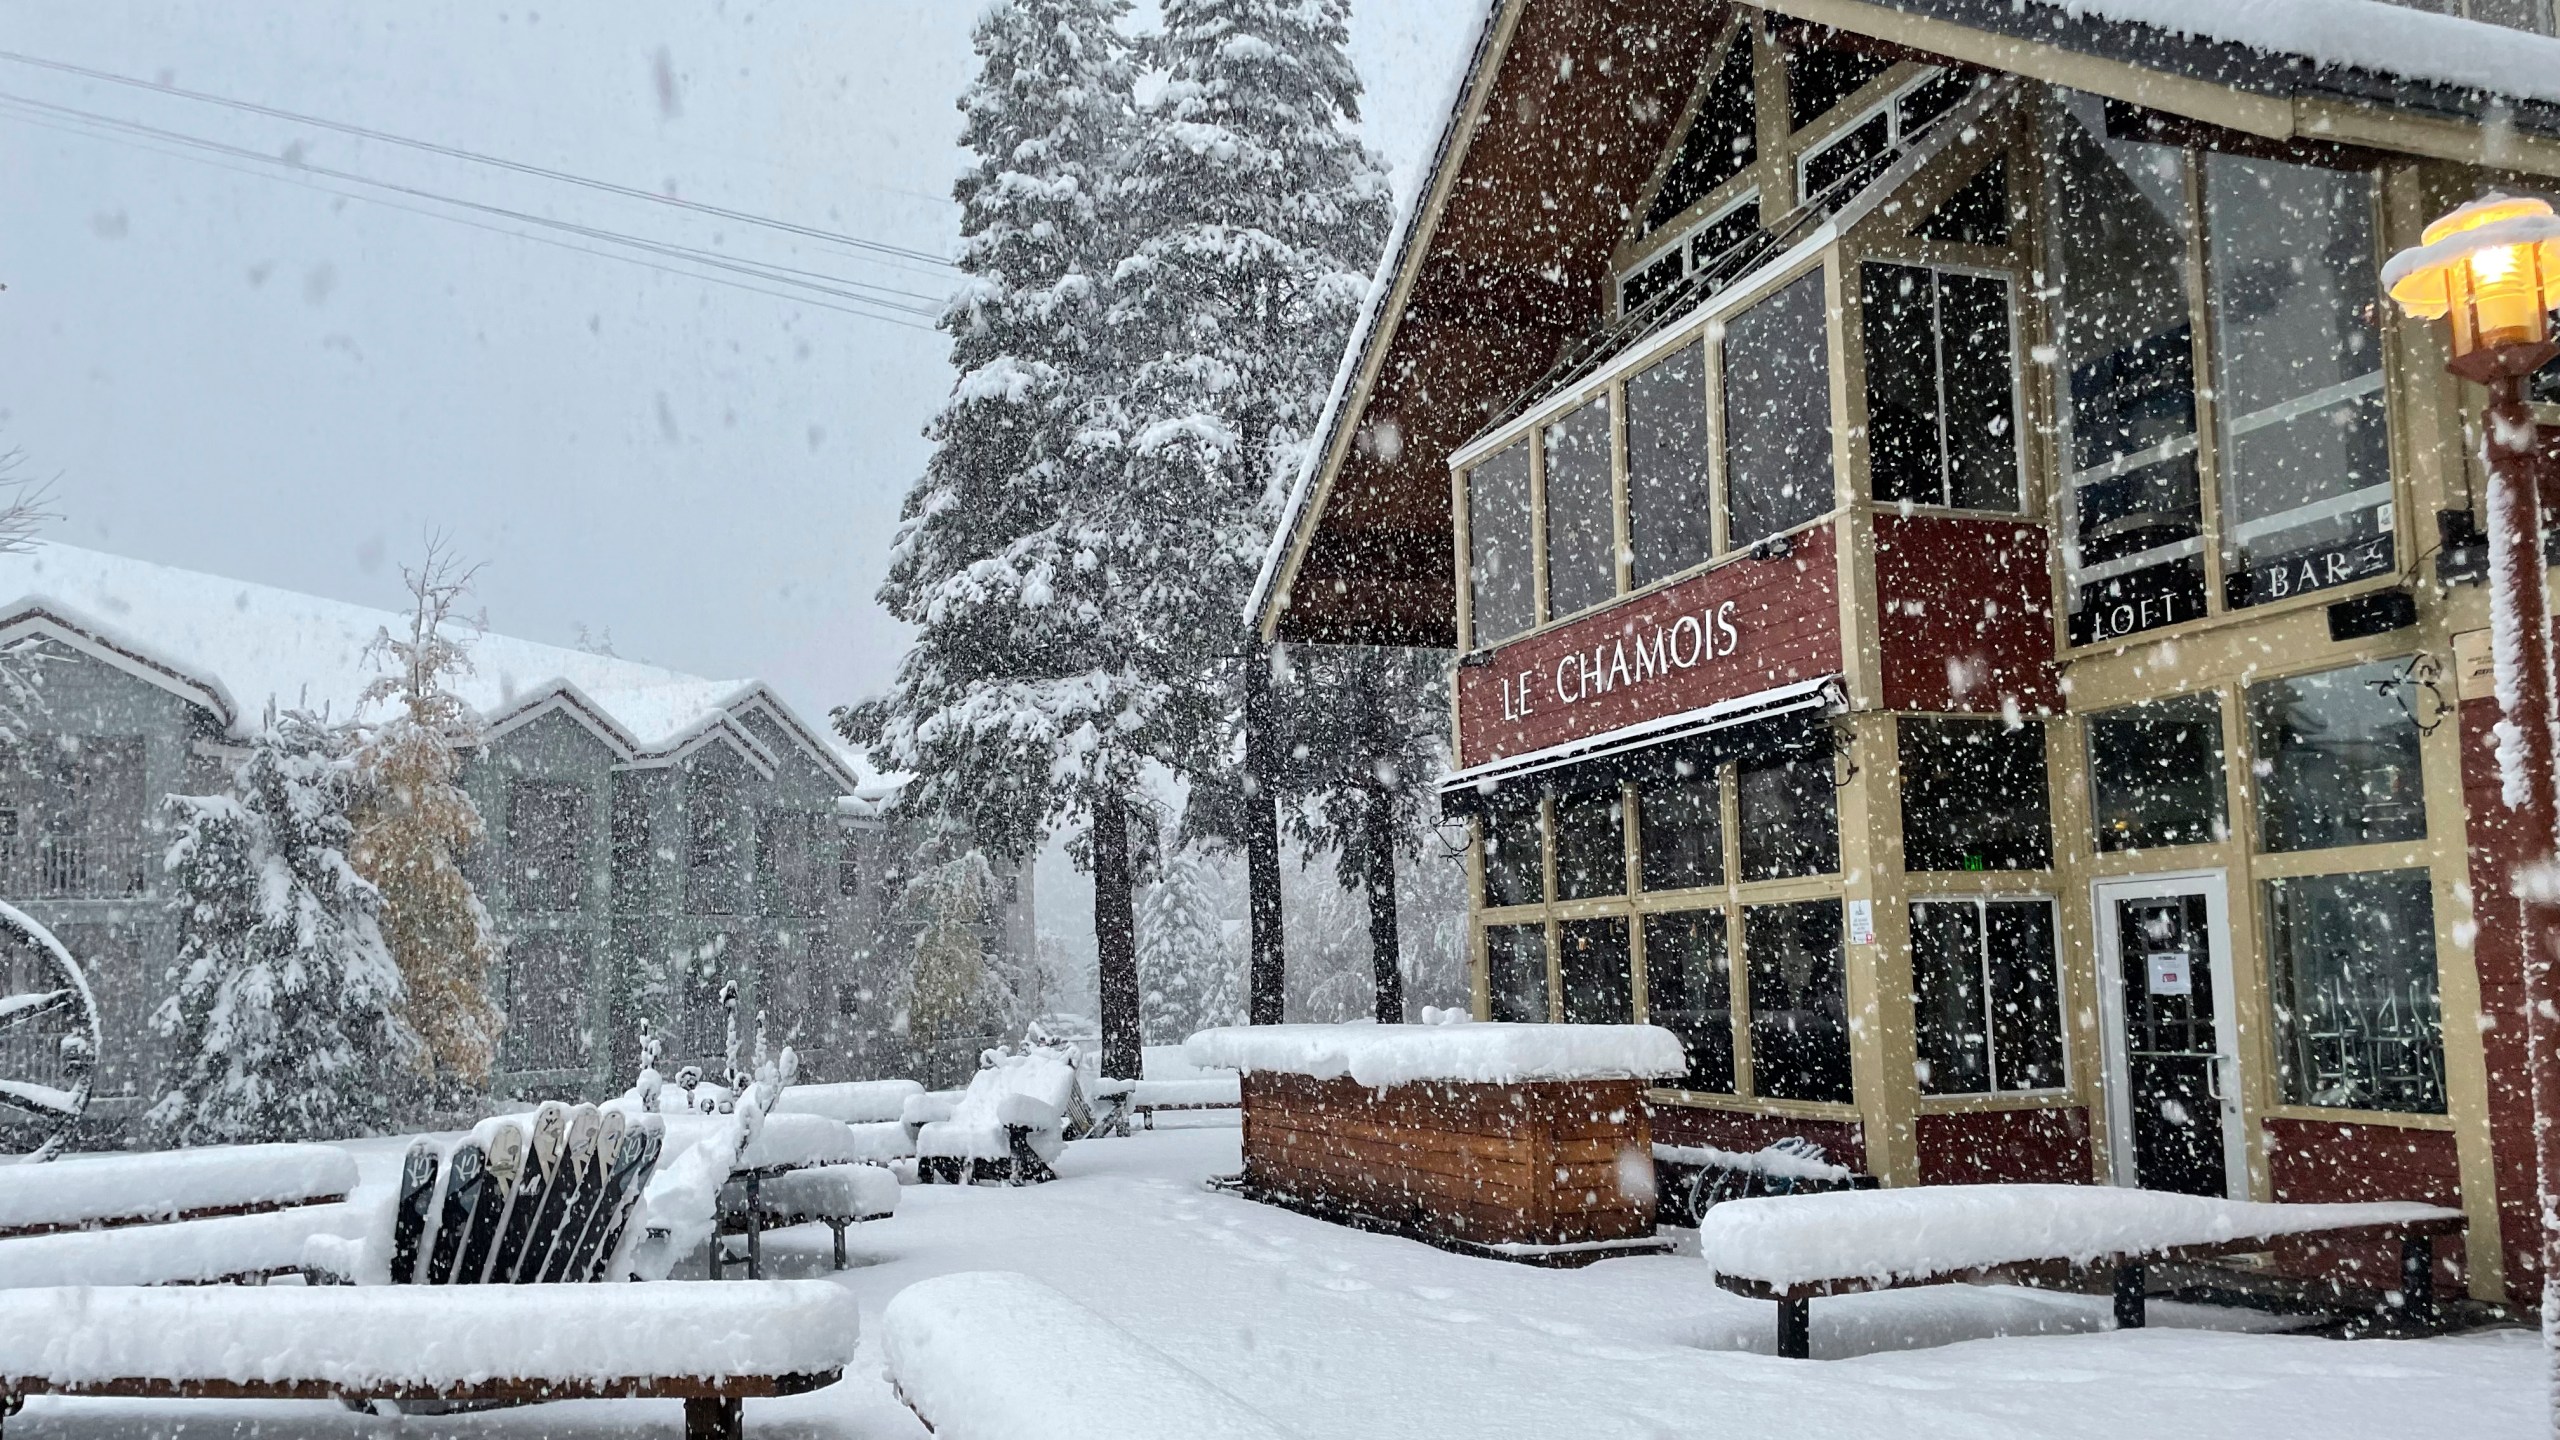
[2205,1054,2235,1103]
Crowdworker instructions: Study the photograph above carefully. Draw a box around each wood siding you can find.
[1648,1102,1867,1175]
[1873,514,2060,715]
[2265,1117,2467,1298]
[1914,1107,2091,1185]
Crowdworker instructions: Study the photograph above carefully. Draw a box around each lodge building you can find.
[1254,0,2560,1308]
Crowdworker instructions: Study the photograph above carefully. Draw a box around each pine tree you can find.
[151,710,416,1145]
[836,0,1159,1079]
[1138,848,1242,1044]
[352,541,501,1111]
[899,841,995,1053]
[1109,0,1394,1027]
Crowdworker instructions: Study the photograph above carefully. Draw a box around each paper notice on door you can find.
[2148,950,2193,996]
[1846,898,1875,946]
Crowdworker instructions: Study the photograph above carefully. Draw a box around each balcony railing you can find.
[0,836,151,900]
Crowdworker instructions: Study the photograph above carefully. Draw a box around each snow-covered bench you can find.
[0,1142,357,1239]
[0,1203,370,1289]
[882,1271,1295,1440]
[710,1163,900,1275]
[771,1077,923,1125]
[0,1279,859,1440]
[913,1050,1078,1186]
[1087,1074,1242,1133]
[1697,1184,2468,1358]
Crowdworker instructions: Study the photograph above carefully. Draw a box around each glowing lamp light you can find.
[2382,194,2560,376]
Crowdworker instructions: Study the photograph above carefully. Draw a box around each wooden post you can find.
[1367,782,1405,1024]
[1092,790,1143,1081]
[2112,1260,2147,1330]
[1245,652,1288,1025]
[1776,1296,1811,1359]
[684,1395,743,1440]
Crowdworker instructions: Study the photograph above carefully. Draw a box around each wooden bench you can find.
[710,1162,899,1276]
[1697,1184,2468,1359]
[0,1142,355,1241]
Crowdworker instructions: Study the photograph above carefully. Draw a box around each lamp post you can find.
[2384,195,2560,1349]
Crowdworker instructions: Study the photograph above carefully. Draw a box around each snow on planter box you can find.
[1182,1021,1687,1263]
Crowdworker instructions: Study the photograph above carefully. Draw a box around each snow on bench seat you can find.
[0,1144,357,1236]
[772,1079,923,1125]
[1698,1184,2464,1290]
[882,1271,1295,1440]
[731,1164,899,1222]
[1182,1021,1686,1088]
[0,1279,860,1391]
[0,1202,371,1289]
[624,1110,866,1173]
[914,1052,1077,1165]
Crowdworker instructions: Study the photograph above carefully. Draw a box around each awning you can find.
[1437,676,1846,816]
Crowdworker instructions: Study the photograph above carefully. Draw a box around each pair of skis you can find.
[388,1103,665,1286]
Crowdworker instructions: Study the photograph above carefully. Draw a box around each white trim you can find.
[1438,675,1844,796]
[0,609,235,727]
[2069,433,2200,489]
[2091,869,2248,1200]
[1617,189,1763,312]
[2069,534,2205,585]
[2221,369,2386,440]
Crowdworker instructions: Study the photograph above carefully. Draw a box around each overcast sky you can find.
[0,1,1481,727]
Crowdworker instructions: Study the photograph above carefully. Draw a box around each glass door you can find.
[2094,873,2243,1197]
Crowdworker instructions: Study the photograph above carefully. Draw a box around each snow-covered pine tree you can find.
[353,541,501,1114]
[151,709,416,1145]
[1137,848,1242,1044]
[1108,0,1394,1026]
[899,843,996,1058]
[836,0,1161,1080]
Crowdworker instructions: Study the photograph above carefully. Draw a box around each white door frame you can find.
[2090,869,2248,1199]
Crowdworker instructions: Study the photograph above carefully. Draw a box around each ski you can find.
[543,1109,625,1282]
[456,1120,526,1283]
[487,1102,568,1283]
[584,1119,664,1282]
[386,1138,441,1285]
[422,1140,486,1285]
[521,1105,599,1283]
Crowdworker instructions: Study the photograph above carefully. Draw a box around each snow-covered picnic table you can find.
[912,1049,1080,1184]
[1698,1184,2466,1357]
[0,1143,356,1238]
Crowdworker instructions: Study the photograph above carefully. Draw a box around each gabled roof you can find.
[1252,0,2560,648]
[0,541,873,793]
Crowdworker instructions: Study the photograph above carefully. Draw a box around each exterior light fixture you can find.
[2382,193,2560,379]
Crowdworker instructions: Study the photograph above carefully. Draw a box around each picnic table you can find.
[0,1142,362,1289]
[1696,1184,2468,1358]
[620,1106,899,1278]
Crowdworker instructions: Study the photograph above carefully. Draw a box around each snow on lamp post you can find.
[2385,194,2560,1348]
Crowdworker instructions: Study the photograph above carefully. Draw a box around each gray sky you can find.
[0,1,1480,725]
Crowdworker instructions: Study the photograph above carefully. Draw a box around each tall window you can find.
[1543,397,1617,618]
[1467,442,1535,647]
[1626,342,1713,585]
[1745,900,1851,1103]
[2087,693,2227,851]
[1860,263,2020,511]
[2205,156,2389,608]
[1643,910,1733,1092]
[507,932,590,1070]
[1558,917,1634,1024]
[2264,869,2443,1113]
[1723,271,1834,547]
[2246,660,2426,853]
[1898,719,2052,871]
[1911,898,2063,1094]
[1486,923,1550,1023]
[1645,37,1757,233]
[1551,788,1626,901]
[758,809,826,918]
[1737,749,1837,881]
[508,781,587,914]
[1479,804,1544,908]
[686,771,749,915]
[1638,772,1723,892]
[610,772,652,910]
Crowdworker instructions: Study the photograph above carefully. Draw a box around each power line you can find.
[0,47,959,275]
[0,100,938,328]
[0,90,951,328]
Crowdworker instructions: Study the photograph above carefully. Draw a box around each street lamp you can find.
[2384,194,2560,1340]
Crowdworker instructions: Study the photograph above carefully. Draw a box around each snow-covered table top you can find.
[605,1108,862,1173]
[0,1280,860,1388]
[883,1270,1296,1440]
[1697,1184,2463,1289]
[1183,1022,1687,1088]
[774,1078,925,1126]
[0,1201,370,1289]
[0,1144,357,1234]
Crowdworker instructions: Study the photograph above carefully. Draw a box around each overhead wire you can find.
[0,47,959,275]
[0,89,951,330]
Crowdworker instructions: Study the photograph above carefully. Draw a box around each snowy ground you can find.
[10,1126,2541,1438]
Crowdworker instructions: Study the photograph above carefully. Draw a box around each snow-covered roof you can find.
[0,541,870,790]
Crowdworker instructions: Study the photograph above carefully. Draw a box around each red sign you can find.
[1456,523,1843,768]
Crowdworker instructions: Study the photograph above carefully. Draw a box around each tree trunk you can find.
[1245,652,1287,1025]
[1365,784,1404,1025]
[1091,791,1143,1080]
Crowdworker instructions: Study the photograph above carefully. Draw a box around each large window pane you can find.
[1467,442,1534,646]
[1639,772,1724,892]
[1627,343,1713,585]
[1737,750,1838,880]
[1551,788,1626,901]
[2088,693,2227,851]
[1643,910,1733,1092]
[1912,898,2063,1096]
[1646,39,1756,232]
[1861,264,2019,510]
[1479,804,1544,908]
[2205,155,2391,608]
[2247,661,2426,852]
[1723,271,1834,547]
[1898,718,2052,871]
[1985,900,2065,1090]
[1746,901,1851,1103]
[1558,917,1634,1025]
[2266,870,2443,1114]
[1486,923,1551,1024]
[1544,398,1617,618]
[2048,92,2204,646]
[1911,899,1988,1094]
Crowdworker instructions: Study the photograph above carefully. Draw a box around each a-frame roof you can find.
[1251,0,2560,649]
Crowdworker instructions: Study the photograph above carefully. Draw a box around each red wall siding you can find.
[1456,523,1841,768]
[2459,693,2538,1306]
[1647,1103,1866,1175]
[2265,1117,2468,1297]
[1873,514,2061,715]
[1914,1107,2092,1186]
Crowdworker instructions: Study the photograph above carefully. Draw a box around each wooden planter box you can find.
[1235,1071,1662,1264]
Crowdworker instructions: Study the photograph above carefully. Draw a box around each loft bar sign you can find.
[1498,600,1744,720]
[2228,533,2394,609]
